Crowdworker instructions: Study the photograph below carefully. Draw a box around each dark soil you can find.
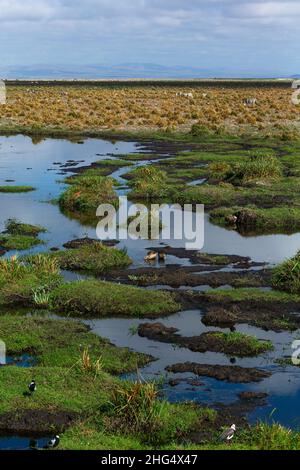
[138,322,270,357]
[179,291,300,331]
[238,391,269,401]
[63,237,119,249]
[146,246,264,268]
[107,265,271,289]
[166,362,271,383]
[0,409,79,436]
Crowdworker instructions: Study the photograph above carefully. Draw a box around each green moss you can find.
[50,279,180,318]
[205,287,300,303]
[0,235,44,251]
[0,186,36,193]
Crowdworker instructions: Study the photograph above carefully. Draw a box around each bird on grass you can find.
[29,380,36,394]
[219,424,236,444]
[23,380,36,397]
[44,435,60,449]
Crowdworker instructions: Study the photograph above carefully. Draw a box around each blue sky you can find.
[0,0,299,77]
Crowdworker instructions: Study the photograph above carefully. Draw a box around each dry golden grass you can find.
[0,85,299,137]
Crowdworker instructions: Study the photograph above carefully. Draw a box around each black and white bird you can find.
[28,380,36,394]
[44,435,60,449]
[219,424,236,444]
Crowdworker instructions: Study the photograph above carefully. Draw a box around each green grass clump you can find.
[210,206,300,232]
[105,380,214,446]
[0,256,61,308]
[51,279,180,318]
[205,287,300,303]
[128,166,169,200]
[27,244,132,276]
[211,331,273,357]
[5,219,46,237]
[59,175,118,214]
[236,152,282,184]
[0,235,44,251]
[272,251,300,294]
[0,186,36,193]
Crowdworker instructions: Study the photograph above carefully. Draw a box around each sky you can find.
[0,0,299,77]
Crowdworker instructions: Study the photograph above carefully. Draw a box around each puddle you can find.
[0,435,50,450]
[1,354,37,368]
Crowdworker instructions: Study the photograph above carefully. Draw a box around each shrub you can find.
[59,175,118,214]
[272,251,300,294]
[236,152,282,184]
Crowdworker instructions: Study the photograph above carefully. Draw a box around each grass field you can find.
[0,83,299,139]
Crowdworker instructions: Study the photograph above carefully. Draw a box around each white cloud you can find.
[231,1,300,18]
[0,0,299,75]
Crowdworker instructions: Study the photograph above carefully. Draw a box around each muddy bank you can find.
[138,322,272,357]
[146,246,265,268]
[238,391,269,401]
[0,410,79,435]
[166,362,271,383]
[107,265,271,289]
[63,237,119,249]
[179,292,300,331]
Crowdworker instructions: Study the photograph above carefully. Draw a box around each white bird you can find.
[219,424,236,443]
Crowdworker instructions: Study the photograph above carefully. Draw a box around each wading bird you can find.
[219,424,236,444]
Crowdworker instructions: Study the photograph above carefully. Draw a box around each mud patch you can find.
[166,362,271,383]
[0,409,79,435]
[107,265,271,289]
[180,292,300,331]
[146,246,263,268]
[238,391,268,400]
[63,237,119,249]
[139,322,271,357]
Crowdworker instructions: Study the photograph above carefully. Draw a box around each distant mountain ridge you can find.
[0,63,214,79]
[0,64,296,80]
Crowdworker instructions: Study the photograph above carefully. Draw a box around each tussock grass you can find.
[236,152,282,184]
[129,166,169,200]
[59,175,118,214]
[272,251,300,294]
[44,243,132,275]
[5,219,46,237]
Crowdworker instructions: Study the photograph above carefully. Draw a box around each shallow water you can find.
[1,135,300,429]
[0,436,50,450]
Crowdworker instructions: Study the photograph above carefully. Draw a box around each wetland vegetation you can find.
[0,83,300,450]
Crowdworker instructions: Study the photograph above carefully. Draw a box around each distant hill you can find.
[0,63,215,80]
